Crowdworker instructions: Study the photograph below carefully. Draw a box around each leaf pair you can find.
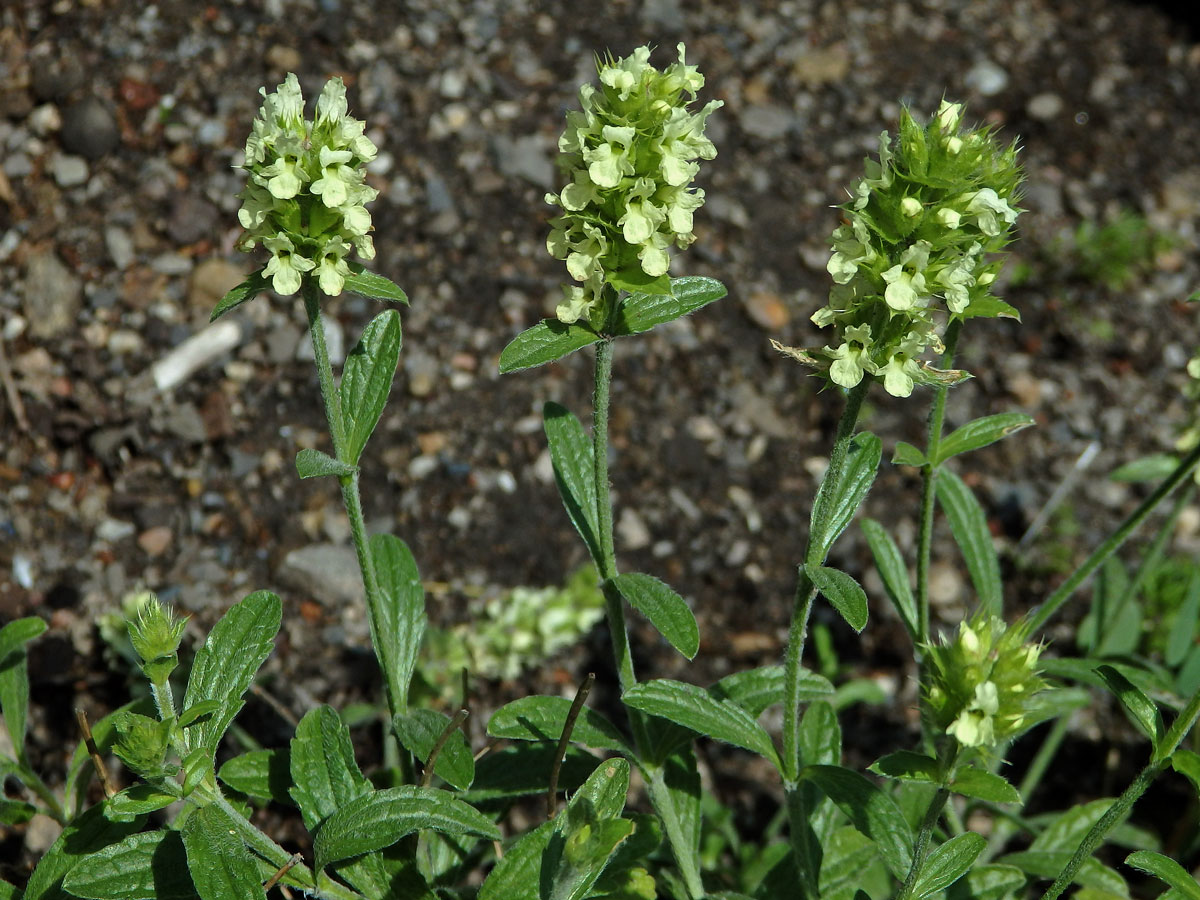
[210,266,408,323]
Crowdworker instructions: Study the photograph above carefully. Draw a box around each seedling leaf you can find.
[543,402,602,566]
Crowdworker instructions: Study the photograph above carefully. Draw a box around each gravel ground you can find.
[2,0,1200,880]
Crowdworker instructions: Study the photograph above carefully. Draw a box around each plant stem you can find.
[1027,441,1200,635]
[896,742,959,900]
[303,283,406,722]
[916,318,962,647]
[17,762,66,823]
[1039,684,1200,900]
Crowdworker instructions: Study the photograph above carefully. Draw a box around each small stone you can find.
[740,105,795,141]
[408,455,439,479]
[492,134,554,189]
[50,153,88,188]
[107,329,143,355]
[29,103,62,136]
[23,249,83,340]
[168,193,219,245]
[137,526,173,557]
[928,561,965,608]
[266,44,303,72]
[617,508,652,550]
[95,518,136,542]
[60,97,119,160]
[741,290,790,331]
[1008,371,1044,407]
[278,543,363,605]
[964,59,1009,97]
[417,431,447,455]
[405,350,438,397]
[105,226,135,270]
[188,258,245,311]
[1026,92,1064,121]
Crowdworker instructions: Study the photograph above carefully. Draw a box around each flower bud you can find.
[127,594,187,684]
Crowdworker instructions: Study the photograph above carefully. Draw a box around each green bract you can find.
[787,100,1023,397]
[546,43,722,327]
[126,594,187,685]
[237,74,378,297]
[924,615,1046,750]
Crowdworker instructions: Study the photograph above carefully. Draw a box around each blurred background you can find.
[1,0,1199,871]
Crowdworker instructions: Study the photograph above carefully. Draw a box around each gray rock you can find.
[1027,92,1064,121]
[964,59,1009,97]
[60,97,119,160]
[168,193,219,245]
[23,250,82,339]
[105,226,135,270]
[278,543,363,605]
[295,312,344,365]
[50,153,88,188]
[492,135,554,189]
[740,105,796,141]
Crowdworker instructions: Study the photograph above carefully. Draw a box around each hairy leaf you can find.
[612,572,699,659]
[860,518,918,640]
[294,448,357,479]
[23,804,145,900]
[343,266,409,304]
[289,705,370,833]
[809,432,882,565]
[1096,665,1164,751]
[218,749,293,806]
[936,469,1003,616]
[911,833,986,899]
[369,534,427,717]
[892,442,928,467]
[487,695,632,755]
[498,319,602,373]
[612,276,727,336]
[801,764,913,880]
[949,768,1021,804]
[805,564,869,632]
[209,269,267,322]
[935,413,1035,465]
[63,830,197,900]
[393,709,474,790]
[1125,851,1200,900]
[710,665,832,717]
[544,401,601,566]
[340,308,402,465]
[181,804,265,900]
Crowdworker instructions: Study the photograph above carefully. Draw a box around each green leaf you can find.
[870,751,940,783]
[23,803,146,900]
[0,617,46,666]
[1167,571,1200,668]
[208,269,268,322]
[710,665,832,716]
[182,591,281,761]
[912,832,987,899]
[800,701,841,768]
[63,830,198,900]
[295,448,357,479]
[999,852,1127,895]
[545,815,635,900]
[368,534,427,717]
[65,698,155,818]
[181,804,265,900]
[498,319,602,373]
[289,705,371,833]
[543,401,602,566]
[1030,799,1116,852]
[466,745,599,802]
[809,431,882,565]
[949,767,1021,804]
[622,679,781,770]
[0,798,36,825]
[1109,454,1179,483]
[955,864,1027,900]
[935,413,1035,465]
[801,764,914,880]
[645,749,702,897]
[1125,851,1200,900]
[611,276,727,336]
[177,700,220,728]
[961,296,1020,321]
[103,784,179,823]
[936,469,1002,616]
[313,786,500,872]
[892,441,928,467]
[612,573,699,659]
[1172,749,1200,798]
[343,266,409,304]
[487,695,632,755]
[860,519,918,640]
[805,565,869,632]
[0,878,21,900]
[393,709,474,790]
[1096,665,1165,751]
[218,749,293,806]
[477,758,630,900]
[339,308,402,465]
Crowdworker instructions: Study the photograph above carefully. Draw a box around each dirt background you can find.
[2,0,1200,884]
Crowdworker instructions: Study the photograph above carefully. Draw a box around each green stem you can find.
[897,743,959,900]
[17,763,66,823]
[303,283,346,457]
[1040,685,1200,900]
[1027,441,1200,635]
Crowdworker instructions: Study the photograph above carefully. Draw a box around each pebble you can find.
[964,59,1009,96]
[617,507,652,550]
[29,103,62,136]
[60,97,119,160]
[50,154,88,188]
[1026,92,1064,121]
[741,290,790,331]
[266,44,302,72]
[168,193,219,245]
[137,526,173,557]
[278,543,363,605]
[408,455,439,479]
[740,105,796,141]
[295,313,345,366]
[404,350,438,397]
[95,518,136,542]
[107,329,143,355]
[928,561,965,609]
[492,135,555,189]
[188,258,246,311]
[23,249,83,340]
[105,225,136,270]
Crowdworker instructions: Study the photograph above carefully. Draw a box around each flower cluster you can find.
[789,101,1022,397]
[237,74,378,297]
[924,615,1046,750]
[546,44,722,326]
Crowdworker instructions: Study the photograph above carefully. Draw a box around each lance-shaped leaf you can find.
[612,573,699,659]
[1096,665,1165,751]
[499,319,602,373]
[343,265,409,304]
[645,749,702,896]
[369,534,427,715]
[544,402,601,565]
[181,804,265,900]
[808,432,882,565]
[1125,851,1200,900]
[340,309,402,465]
[936,469,1002,616]
[869,751,940,784]
[209,268,267,322]
[710,665,833,717]
[289,706,371,832]
[805,565,869,633]
[960,864,1027,900]
[103,784,179,824]
[218,749,293,806]
[949,767,1021,804]
[934,413,1035,465]
[910,832,986,899]
[0,617,45,761]
[63,830,198,900]
[612,276,727,336]
[393,709,474,790]
[801,764,913,880]
[1109,453,1179,483]
[892,442,928,467]
[294,448,357,480]
[313,786,500,872]
[622,679,781,770]
[1167,570,1200,668]
[487,695,632,755]
[182,591,281,761]
[0,799,36,825]
[467,745,599,803]
[23,803,146,900]
[860,519,918,640]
